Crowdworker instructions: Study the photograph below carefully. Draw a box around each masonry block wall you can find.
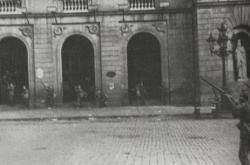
[196,0,250,105]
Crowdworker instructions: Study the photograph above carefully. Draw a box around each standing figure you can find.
[22,85,30,108]
[44,85,54,109]
[135,81,146,106]
[75,85,87,108]
[235,40,247,81]
[224,91,250,165]
[41,81,55,109]
[95,89,108,107]
[7,82,15,106]
[159,83,169,105]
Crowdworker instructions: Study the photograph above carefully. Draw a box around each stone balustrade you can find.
[62,0,91,13]
[129,0,156,10]
[0,0,21,14]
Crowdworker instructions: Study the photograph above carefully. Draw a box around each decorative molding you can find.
[224,6,250,28]
[18,27,33,39]
[120,24,133,36]
[53,26,66,38]
[152,23,166,33]
[86,25,99,35]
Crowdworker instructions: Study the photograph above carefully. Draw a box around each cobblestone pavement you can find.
[0,117,240,165]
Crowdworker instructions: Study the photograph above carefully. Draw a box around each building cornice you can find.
[0,7,193,19]
[195,1,250,8]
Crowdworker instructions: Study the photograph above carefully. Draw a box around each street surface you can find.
[0,116,240,165]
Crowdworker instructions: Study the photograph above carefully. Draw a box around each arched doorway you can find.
[232,25,250,79]
[0,37,28,104]
[127,32,162,104]
[61,35,95,103]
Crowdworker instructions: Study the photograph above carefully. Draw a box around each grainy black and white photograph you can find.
[0,0,249,164]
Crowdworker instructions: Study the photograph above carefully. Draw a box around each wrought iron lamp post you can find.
[207,22,232,113]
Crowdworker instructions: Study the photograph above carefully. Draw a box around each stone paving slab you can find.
[0,117,240,165]
[0,105,213,121]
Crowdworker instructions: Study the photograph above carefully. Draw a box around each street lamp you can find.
[207,22,232,113]
[207,23,230,90]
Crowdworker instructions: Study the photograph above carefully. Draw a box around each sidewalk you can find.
[0,105,214,121]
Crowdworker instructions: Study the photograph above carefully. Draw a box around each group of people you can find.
[74,84,108,108]
[4,82,30,108]
[41,81,108,109]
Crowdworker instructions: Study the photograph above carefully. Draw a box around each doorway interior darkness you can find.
[232,26,250,79]
[0,37,28,104]
[127,32,162,104]
[62,35,95,102]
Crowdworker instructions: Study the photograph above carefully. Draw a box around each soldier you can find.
[41,81,55,109]
[135,81,146,106]
[7,82,15,106]
[75,85,87,108]
[159,83,169,105]
[44,85,54,109]
[21,85,30,108]
[224,90,250,165]
[95,89,108,107]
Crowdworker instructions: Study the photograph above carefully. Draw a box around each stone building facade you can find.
[0,0,248,107]
[196,0,250,105]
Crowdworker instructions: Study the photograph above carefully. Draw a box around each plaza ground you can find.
[0,106,240,165]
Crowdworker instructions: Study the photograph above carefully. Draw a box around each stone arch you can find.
[121,27,167,104]
[122,28,167,93]
[55,31,101,102]
[0,33,34,103]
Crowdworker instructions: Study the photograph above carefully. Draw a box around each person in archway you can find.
[135,81,146,106]
[21,85,30,109]
[235,39,247,81]
[223,90,250,165]
[75,85,87,108]
[82,77,91,100]
[7,82,15,106]
[95,89,108,107]
[159,82,169,105]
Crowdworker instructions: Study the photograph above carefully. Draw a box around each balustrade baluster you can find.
[6,2,9,12]
[84,0,87,10]
[76,0,79,10]
[73,0,75,10]
[84,0,86,10]
[78,0,82,10]
[1,2,4,12]
[87,0,89,10]
[3,1,5,12]
[9,1,11,12]
[82,0,85,10]
[12,1,14,11]
[11,2,13,12]
[63,0,65,10]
